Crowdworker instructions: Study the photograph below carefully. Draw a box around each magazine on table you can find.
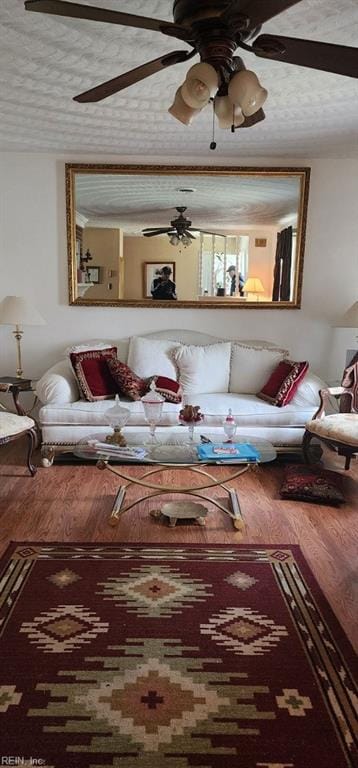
[86,440,147,460]
[197,442,260,462]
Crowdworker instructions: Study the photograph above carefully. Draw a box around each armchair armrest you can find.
[313,387,345,419]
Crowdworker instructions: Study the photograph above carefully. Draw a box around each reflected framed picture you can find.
[143,262,176,298]
[87,266,100,284]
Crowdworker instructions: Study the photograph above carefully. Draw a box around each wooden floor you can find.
[0,441,357,650]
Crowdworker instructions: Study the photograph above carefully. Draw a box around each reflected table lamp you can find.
[243,277,265,302]
[0,295,46,378]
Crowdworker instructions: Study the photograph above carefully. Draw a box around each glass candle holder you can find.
[105,395,130,445]
[141,381,165,444]
[223,408,237,442]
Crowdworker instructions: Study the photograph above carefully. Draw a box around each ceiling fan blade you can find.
[24,0,192,39]
[74,50,194,102]
[190,228,225,236]
[228,0,302,27]
[253,35,358,78]
[143,229,172,237]
[183,230,196,239]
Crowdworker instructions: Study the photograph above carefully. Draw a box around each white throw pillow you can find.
[230,343,288,394]
[127,336,180,379]
[36,360,79,404]
[174,343,231,395]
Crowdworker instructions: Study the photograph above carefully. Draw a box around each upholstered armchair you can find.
[303,387,358,470]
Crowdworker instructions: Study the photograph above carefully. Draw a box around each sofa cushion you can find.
[173,343,231,395]
[70,347,118,401]
[127,337,180,379]
[36,360,79,404]
[107,358,148,401]
[40,392,318,430]
[258,359,309,406]
[230,343,288,394]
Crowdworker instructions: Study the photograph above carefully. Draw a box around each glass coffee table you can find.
[75,431,276,529]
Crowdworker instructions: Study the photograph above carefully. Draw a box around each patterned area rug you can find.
[0,543,357,768]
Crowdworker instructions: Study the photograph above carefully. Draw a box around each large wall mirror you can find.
[66,164,310,308]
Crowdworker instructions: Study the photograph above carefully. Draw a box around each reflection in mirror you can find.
[67,166,310,308]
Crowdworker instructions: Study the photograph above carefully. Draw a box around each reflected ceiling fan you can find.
[25,0,358,142]
[142,206,222,247]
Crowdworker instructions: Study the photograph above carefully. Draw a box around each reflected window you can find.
[199,234,249,296]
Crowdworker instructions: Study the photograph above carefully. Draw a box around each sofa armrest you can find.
[290,372,328,409]
[35,361,79,404]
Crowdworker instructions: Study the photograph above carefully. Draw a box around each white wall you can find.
[1,152,357,382]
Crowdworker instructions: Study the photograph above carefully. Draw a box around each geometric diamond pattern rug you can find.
[0,542,357,768]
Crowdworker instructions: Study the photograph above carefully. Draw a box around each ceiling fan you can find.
[142,206,221,246]
[25,0,358,138]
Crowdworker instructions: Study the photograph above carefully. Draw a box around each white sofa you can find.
[36,330,326,466]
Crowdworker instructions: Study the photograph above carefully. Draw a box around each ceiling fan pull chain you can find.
[210,100,217,150]
[231,103,235,133]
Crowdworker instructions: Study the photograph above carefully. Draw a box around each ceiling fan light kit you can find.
[24,0,358,148]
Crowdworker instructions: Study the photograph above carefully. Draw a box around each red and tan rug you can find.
[0,543,357,768]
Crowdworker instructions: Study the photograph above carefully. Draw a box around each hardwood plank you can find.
[0,442,357,649]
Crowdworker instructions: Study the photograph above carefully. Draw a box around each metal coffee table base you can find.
[97,459,254,530]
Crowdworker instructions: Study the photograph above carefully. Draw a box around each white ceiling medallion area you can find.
[1,0,358,157]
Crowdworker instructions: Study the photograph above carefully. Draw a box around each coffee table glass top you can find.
[75,430,276,465]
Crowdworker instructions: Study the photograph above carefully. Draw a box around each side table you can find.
[0,377,37,417]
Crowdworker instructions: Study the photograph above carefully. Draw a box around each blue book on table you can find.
[197,442,260,462]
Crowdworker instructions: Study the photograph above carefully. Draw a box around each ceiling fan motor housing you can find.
[171,206,192,231]
[173,0,251,80]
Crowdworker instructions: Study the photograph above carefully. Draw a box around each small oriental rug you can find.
[0,543,357,768]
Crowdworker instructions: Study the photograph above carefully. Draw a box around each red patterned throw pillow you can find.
[152,375,182,403]
[258,359,309,407]
[70,347,118,401]
[107,358,148,401]
[280,464,345,506]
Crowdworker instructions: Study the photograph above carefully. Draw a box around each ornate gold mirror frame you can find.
[66,164,310,308]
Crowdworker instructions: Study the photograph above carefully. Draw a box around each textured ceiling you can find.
[75,172,301,230]
[1,0,358,157]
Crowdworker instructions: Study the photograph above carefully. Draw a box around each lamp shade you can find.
[168,87,202,125]
[243,277,265,294]
[214,95,244,129]
[185,62,218,95]
[0,296,46,326]
[335,301,358,327]
[228,70,267,116]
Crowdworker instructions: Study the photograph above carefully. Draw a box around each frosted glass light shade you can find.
[186,62,219,95]
[228,70,267,116]
[214,95,244,129]
[181,79,210,109]
[168,87,202,125]
[0,295,46,326]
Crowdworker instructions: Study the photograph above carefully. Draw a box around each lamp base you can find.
[105,430,127,447]
[13,327,24,378]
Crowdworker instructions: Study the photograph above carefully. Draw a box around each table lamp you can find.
[243,277,265,301]
[0,295,46,378]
